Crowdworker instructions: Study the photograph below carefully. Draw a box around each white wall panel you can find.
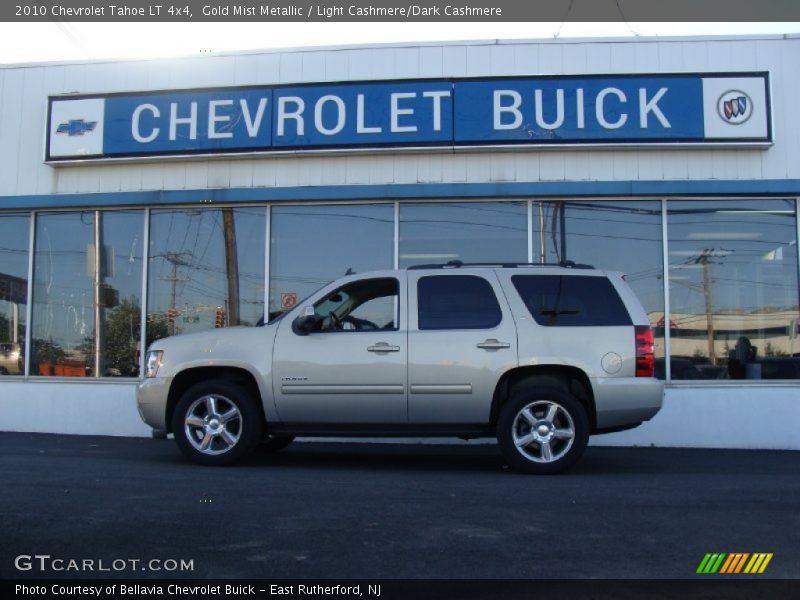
[441,46,467,77]
[367,156,395,184]
[233,55,261,86]
[419,46,444,79]
[255,53,281,84]
[489,45,515,76]
[301,51,327,82]
[465,45,492,76]
[278,52,303,83]
[418,154,444,183]
[16,67,45,195]
[229,160,255,188]
[442,154,468,183]
[324,51,349,81]
[2,381,797,450]
[0,69,23,195]
[513,45,539,76]
[538,44,563,75]
[1,36,799,201]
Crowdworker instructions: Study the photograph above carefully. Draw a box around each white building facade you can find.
[1,35,798,448]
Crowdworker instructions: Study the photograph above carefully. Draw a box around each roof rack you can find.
[407,260,595,270]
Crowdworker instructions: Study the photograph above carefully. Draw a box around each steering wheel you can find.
[328,311,342,330]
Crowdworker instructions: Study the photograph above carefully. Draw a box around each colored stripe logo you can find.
[697,553,773,574]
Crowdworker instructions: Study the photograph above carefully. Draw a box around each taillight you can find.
[635,325,655,378]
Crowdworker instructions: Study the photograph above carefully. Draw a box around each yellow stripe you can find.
[744,554,759,574]
[734,553,750,573]
[757,553,773,574]
[749,554,766,573]
[719,554,736,574]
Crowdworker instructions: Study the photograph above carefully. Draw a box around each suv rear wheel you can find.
[172,379,262,466]
[497,386,589,474]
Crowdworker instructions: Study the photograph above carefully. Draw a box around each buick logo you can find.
[717,90,753,125]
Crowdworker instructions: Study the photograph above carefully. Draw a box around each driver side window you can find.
[311,277,399,333]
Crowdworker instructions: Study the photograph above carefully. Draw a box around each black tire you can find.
[497,385,589,474]
[258,434,295,453]
[172,379,263,466]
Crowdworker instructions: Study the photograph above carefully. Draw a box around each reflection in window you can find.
[399,202,527,267]
[533,201,666,375]
[269,204,394,321]
[32,210,144,377]
[667,199,799,380]
[147,207,265,342]
[0,214,29,376]
[310,278,399,332]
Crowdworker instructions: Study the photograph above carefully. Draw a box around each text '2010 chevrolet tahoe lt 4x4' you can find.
[137,263,663,474]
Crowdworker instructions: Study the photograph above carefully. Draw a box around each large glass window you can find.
[147,207,265,342]
[0,214,29,376]
[31,210,144,377]
[667,199,799,380]
[269,204,394,321]
[533,201,666,374]
[399,202,528,267]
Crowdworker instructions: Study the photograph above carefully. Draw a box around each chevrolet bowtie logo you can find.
[56,119,97,136]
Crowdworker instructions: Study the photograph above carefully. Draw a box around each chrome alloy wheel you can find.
[184,395,242,456]
[511,400,575,463]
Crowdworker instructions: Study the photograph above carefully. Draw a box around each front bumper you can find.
[136,376,172,431]
[592,377,664,430]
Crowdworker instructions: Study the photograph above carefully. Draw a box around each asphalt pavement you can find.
[1,432,798,580]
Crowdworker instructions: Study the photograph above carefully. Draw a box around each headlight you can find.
[145,350,163,378]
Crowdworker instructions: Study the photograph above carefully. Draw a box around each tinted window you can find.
[512,275,631,327]
[418,275,501,330]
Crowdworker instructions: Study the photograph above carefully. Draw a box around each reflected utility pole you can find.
[689,248,718,364]
[93,210,105,378]
[158,251,191,336]
[222,208,240,326]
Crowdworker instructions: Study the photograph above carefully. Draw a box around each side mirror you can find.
[292,313,318,336]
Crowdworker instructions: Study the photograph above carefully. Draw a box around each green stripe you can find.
[696,554,713,573]
[710,553,727,573]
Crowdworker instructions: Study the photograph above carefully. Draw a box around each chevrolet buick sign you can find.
[46,73,771,162]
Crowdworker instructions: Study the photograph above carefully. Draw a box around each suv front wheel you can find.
[172,380,262,466]
[497,386,589,474]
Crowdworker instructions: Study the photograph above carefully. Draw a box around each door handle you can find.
[476,339,511,350]
[367,342,401,353]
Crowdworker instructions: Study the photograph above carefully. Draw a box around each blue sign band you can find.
[47,72,772,161]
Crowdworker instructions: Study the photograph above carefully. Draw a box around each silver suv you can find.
[137,263,663,474]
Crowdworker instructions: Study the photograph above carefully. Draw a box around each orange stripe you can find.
[719,554,736,574]
[734,553,750,573]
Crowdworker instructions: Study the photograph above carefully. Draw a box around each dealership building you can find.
[0,34,798,448]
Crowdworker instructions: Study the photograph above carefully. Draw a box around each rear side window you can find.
[512,275,632,327]
[418,275,502,330]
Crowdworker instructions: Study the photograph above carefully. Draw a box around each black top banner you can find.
[5,0,800,22]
